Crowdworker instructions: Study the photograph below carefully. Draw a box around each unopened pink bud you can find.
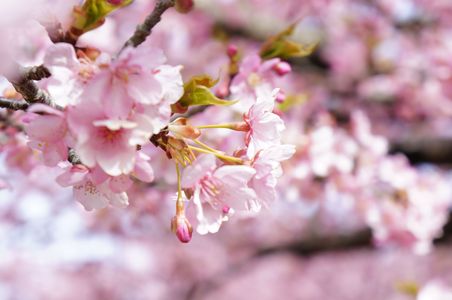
[175,0,194,13]
[232,121,250,132]
[227,44,238,58]
[107,0,123,5]
[215,84,230,98]
[171,215,193,243]
[273,61,292,76]
[169,118,201,140]
[276,90,286,103]
[222,205,231,214]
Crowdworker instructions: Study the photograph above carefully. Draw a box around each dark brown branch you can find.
[121,0,175,50]
[21,65,51,81]
[0,98,30,110]
[7,64,57,108]
[68,149,82,165]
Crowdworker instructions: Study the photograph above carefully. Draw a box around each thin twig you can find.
[0,98,30,110]
[121,0,176,50]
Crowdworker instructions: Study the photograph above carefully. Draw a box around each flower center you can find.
[247,72,261,87]
[200,175,224,207]
[97,127,123,144]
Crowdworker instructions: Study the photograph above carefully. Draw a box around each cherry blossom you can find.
[182,155,257,234]
[244,88,285,157]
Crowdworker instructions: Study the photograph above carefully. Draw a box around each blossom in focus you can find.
[250,144,296,208]
[84,45,183,119]
[42,43,101,107]
[182,155,257,234]
[66,95,154,177]
[244,88,285,157]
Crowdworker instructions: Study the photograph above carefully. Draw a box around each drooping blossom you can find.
[56,164,129,211]
[182,155,257,234]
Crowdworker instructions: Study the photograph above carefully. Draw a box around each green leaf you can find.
[171,75,237,114]
[182,85,237,107]
[72,0,133,34]
[260,23,317,60]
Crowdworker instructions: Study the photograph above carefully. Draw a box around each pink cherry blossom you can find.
[83,44,183,119]
[66,95,154,177]
[230,54,286,112]
[250,144,296,207]
[41,43,101,107]
[244,88,285,157]
[56,164,129,211]
[24,104,68,167]
[182,155,257,234]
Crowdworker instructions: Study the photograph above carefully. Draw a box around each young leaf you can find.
[260,23,317,60]
[70,0,133,40]
[171,75,237,113]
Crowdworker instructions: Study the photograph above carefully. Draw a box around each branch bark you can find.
[121,0,176,50]
[7,64,58,108]
[0,98,30,110]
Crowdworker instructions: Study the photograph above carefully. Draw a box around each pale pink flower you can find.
[244,88,285,157]
[182,155,257,234]
[42,43,101,107]
[366,156,452,254]
[250,144,296,208]
[230,54,285,112]
[67,96,153,177]
[418,281,452,300]
[56,164,129,211]
[84,45,183,119]
[24,104,68,167]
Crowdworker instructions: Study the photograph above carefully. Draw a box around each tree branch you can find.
[7,64,59,108]
[121,0,176,50]
[0,98,30,110]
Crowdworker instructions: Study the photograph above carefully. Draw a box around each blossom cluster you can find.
[0,0,297,243]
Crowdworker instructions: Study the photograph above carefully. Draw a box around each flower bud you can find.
[169,118,201,140]
[273,61,292,76]
[171,215,193,243]
[231,121,250,132]
[275,90,286,103]
[107,0,124,4]
[175,0,194,13]
[227,44,238,58]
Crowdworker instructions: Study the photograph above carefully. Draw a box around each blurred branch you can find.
[258,229,373,256]
[122,0,176,50]
[0,98,29,110]
[6,64,60,109]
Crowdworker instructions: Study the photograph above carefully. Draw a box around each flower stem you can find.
[196,123,238,130]
[188,145,243,164]
[193,139,218,153]
[175,162,184,214]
